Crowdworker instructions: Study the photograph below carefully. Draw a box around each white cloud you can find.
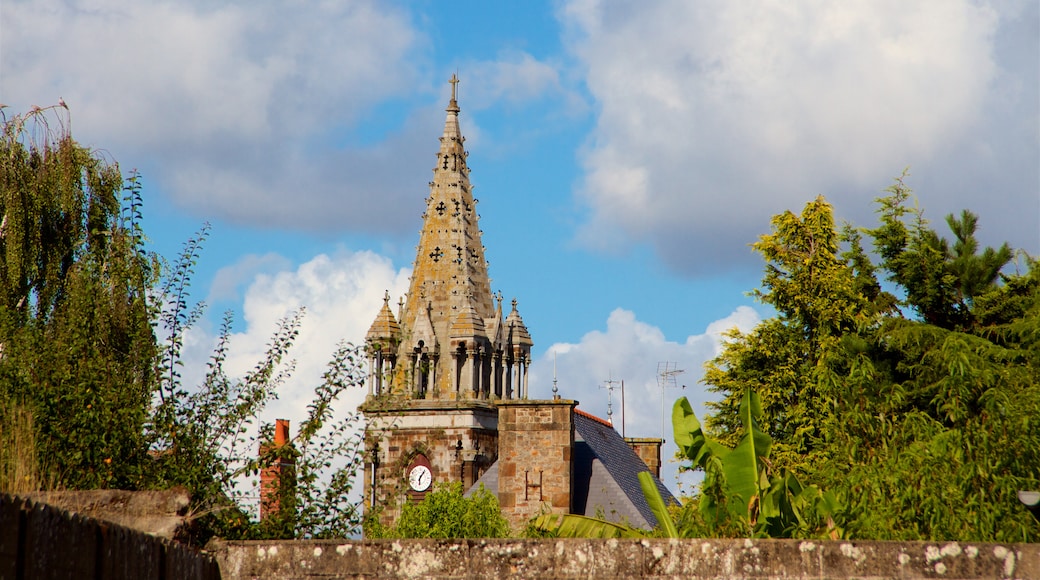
[175,248,410,511]
[462,51,572,110]
[219,249,411,425]
[563,0,1037,273]
[1,0,427,233]
[528,305,761,495]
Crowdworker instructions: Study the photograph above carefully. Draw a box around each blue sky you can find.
[3,0,1038,493]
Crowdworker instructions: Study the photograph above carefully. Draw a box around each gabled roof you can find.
[466,461,498,500]
[572,410,677,529]
[465,408,678,531]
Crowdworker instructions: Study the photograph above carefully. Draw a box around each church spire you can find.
[387,75,502,399]
[365,76,532,402]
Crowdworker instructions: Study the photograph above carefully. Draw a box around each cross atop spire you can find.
[447,74,461,114]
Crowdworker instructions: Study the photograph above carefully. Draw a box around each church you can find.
[361,77,676,531]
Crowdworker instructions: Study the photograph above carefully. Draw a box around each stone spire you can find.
[395,75,497,399]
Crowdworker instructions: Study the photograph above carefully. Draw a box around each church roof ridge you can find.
[575,407,612,428]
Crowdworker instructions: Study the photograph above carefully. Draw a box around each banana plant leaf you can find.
[673,390,772,525]
[723,389,771,521]
[638,471,678,538]
[529,513,645,538]
[672,396,730,468]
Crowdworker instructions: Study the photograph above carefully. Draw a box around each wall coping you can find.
[210,538,1039,579]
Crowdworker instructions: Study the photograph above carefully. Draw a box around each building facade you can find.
[361,77,672,530]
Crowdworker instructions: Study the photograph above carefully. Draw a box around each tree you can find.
[0,105,157,490]
[702,178,1040,541]
[870,174,1014,331]
[0,107,371,543]
[703,196,885,475]
[146,231,370,543]
[367,482,510,539]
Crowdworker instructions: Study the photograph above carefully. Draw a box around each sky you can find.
[2,0,1038,497]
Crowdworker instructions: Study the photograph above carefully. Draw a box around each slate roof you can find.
[466,461,498,499]
[572,410,678,529]
[466,408,678,530]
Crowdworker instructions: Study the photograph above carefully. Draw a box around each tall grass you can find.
[0,401,42,494]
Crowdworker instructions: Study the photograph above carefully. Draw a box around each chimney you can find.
[624,437,664,478]
[259,419,293,520]
[495,399,577,531]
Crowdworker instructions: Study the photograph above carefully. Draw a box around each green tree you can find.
[702,178,1040,541]
[0,107,371,543]
[0,106,157,490]
[703,196,885,475]
[368,482,510,539]
[870,173,1013,331]
[146,233,370,542]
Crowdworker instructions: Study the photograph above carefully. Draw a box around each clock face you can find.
[408,464,432,492]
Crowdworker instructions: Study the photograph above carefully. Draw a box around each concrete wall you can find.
[0,494,218,580]
[212,538,1038,580]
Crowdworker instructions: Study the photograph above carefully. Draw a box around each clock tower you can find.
[361,76,534,525]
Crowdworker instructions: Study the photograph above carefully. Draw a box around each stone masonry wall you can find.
[211,538,1040,579]
[20,488,191,540]
[0,494,218,580]
[496,399,576,530]
[366,424,497,525]
[363,402,499,526]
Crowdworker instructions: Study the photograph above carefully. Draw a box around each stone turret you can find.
[364,291,400,396]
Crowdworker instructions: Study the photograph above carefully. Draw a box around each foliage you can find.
[0,400,42,494]
[702,175,1040,541]
[369,482,510,539]
[0,107,370,543]
[528,512,643,538]
[673,391,840,538]
[147,231,369,542]
[285,342,368,539]
[528,472,676,538]
[0,106,157,490]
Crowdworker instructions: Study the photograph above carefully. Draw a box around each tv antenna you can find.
[657,362,685,441]
[600,373,625,435]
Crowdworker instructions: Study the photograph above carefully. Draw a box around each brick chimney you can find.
[259,419,293,520]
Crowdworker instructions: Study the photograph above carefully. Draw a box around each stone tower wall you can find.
[362,401,498,526]
[495,399,576,530]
